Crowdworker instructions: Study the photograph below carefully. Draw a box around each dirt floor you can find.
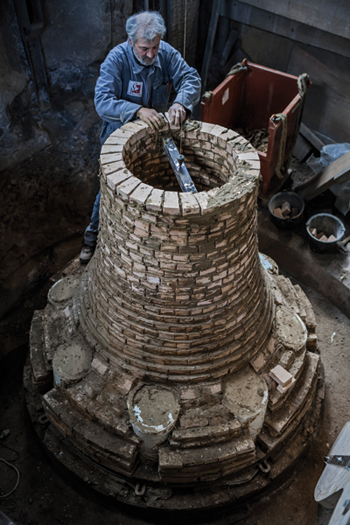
[0,277,349,525]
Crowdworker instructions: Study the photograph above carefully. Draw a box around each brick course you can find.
[29,119,322,491]
[79,121,271,382]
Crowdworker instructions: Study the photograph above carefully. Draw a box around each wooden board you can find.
[293,123,325,163]
[293,134,313,163]
[298,43,350,87]
[236,0,350,40]
[288,46,350,143]
[315,422,350,524]
[220,28,238,66]
[239,24,293,73]
[299,123,325,153]
[201,0,222,91]
[220,0,350,59]
[299,151,350,201]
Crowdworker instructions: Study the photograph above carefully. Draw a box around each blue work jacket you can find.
[94,40,201,145]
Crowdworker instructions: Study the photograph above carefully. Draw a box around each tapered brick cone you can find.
[27,120,323,510]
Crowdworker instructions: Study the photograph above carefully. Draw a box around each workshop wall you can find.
[170,0,200,66]
[0,0,133,324]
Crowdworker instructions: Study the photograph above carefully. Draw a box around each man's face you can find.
[130,35,161,66]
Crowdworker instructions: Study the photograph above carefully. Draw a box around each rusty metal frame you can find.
[201,59,311,195]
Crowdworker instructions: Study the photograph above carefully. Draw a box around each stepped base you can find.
[24,355,325,513]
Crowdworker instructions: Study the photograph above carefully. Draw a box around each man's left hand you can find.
[168,103,187,127]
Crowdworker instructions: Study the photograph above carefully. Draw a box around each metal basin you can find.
[306,213,345,253]
[268,191,305,230]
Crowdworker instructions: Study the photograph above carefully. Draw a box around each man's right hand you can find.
[137,108,165,131]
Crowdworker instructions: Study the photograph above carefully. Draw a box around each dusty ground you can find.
[0,278,349,525]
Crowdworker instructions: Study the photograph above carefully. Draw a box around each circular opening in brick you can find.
[125,130,236,192]
[52,342,92,386]
[224,366,268,440]
[48,275,80,304]
[275,306,308,353]
[128,385,180,446]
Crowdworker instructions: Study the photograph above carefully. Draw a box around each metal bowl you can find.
[306,213,345,253]
[268,191,305,230]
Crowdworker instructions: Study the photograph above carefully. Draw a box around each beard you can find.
[132,47,156,67]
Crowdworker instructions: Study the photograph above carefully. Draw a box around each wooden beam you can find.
[201,0,222,92]
[299,123,325,153]
[293,135,313,163]
[299,151,350,201]
[220,28,238,66]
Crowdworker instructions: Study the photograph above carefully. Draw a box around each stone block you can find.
[90,356,109,376]
[159,448,183,469]
[102,160,125,177]
[29,311,51,391]
[121,122,147,134]
[269,364,294,388]
[179,192,200,216]
[106,170,131,191]
[104,133,129,145]
[163,191,180,215]
[130,183,153,206]
[100,150,124,165]
[133,119,149,130]
[209,124,228,137]
[117,176,141,200]
[81,372,106,400]
[237,151,259,162]
[200,123,216,133]
[146,188,164,212]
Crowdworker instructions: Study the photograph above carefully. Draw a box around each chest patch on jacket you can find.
[127,81,143,97]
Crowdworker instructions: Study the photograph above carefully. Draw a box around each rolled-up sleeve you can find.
[94,51,141,126]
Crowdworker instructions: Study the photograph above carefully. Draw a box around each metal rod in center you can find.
[163,137,198,193]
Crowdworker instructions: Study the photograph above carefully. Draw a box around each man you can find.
[80,11,201,263]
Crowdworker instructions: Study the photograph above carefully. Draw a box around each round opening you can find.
[275,306,307,353]
[128,385,180,437]
[48,276,80,304]
[224,366,268,440]
[124,131,236,192]
[52,342,92,385]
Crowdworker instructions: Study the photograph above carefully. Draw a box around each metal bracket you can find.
[135,483,146,496]
[258,459,271,474]
[38,414,50,425]
[163,138,197,193]
[325,455,350,470]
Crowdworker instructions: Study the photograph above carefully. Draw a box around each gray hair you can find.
[126,11,166,45]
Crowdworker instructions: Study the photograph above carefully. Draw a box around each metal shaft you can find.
[163,137,198,193]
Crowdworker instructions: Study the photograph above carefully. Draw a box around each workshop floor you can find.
[0,270,349,525]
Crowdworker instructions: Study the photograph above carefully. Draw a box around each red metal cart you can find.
[201,59,310,195]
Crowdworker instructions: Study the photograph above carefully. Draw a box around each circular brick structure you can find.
[83,120,274,383]
[26,119,324,512]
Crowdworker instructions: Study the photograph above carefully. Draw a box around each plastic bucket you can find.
[268,191,305,230]
[306,213,345,253]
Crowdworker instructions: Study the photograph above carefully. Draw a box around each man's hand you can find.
[168,103,187,127]
[137,107,165,130]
